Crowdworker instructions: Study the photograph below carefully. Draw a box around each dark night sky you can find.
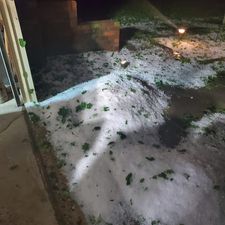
[77,0,225,22]
[15,0,225,23]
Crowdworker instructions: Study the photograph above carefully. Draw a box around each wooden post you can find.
[0,0,37,103]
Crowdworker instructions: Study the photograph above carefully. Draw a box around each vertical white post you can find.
[0,0,37,103]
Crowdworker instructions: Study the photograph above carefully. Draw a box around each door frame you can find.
[0,0,37,104]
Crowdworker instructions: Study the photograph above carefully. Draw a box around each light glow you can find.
[178,28,186,34]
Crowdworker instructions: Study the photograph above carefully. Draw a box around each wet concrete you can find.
[159,71,225,148]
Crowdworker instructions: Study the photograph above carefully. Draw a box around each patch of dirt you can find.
[159,71,225,148]
[159,117,187,148]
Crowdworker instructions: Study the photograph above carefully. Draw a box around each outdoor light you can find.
[178,28,186,34]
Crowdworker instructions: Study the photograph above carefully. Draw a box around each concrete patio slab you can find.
[0,99,22,115]
[0,111,58,225]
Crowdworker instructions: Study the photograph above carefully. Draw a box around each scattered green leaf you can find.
[76,102,93,112]
[57,159,66,168]
[146,157,155,161]
[140,178,145,183]
[58,107,71,123]
[93,126,101,131]
[126,173,133,185]
[82,143,90,153]
[28,112,40,124]
[117,131,127,140]
[19,38,26,47]
[103,107,110,111]
[152,220,160,225]
[152,169,174,180]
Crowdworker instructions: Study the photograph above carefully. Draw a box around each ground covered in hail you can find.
[34,17,225,100]
[28,16,225,225]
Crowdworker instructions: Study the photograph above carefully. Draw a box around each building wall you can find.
[73,20,120,53]
[16,0,120,70]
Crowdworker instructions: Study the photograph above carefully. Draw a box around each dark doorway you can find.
[77,0,124,22]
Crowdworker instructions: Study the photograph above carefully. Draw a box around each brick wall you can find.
[37,0,77,55]
[73,20,120,53]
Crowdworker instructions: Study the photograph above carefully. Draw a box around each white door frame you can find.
[0,0,37,104]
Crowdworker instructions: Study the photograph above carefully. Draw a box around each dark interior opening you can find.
[77,0,125,22]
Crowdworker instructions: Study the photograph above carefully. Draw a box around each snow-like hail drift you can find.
[27,73,225,225]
